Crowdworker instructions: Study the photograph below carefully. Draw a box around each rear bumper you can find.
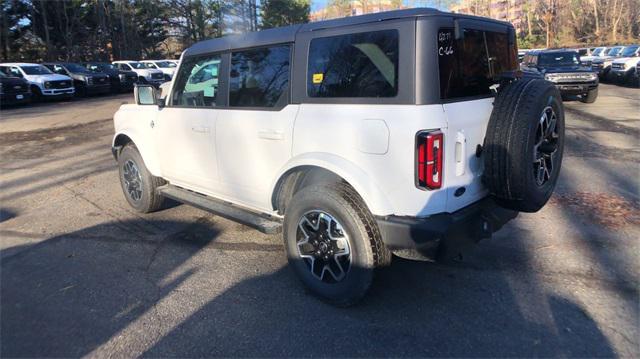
[376,197,518,260]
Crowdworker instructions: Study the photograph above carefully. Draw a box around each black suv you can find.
[42,62,111,96]
[521,49,598,103]
[0,71,31,106]
[82,62,138,93]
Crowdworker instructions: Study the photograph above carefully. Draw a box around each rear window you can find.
[307,29,399,98]
[437,28,517,100]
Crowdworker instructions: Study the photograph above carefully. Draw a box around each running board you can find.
[157,185,282,234]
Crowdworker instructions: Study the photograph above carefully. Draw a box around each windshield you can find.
[21,65,53,75]
[90,63,115,71]
[128,62,146,69]
[538,52,580,66]
[0,72,6,78]
[64,63,90,73]
[144,63,157,69]
[607,47,623,56]
[620,45,639,57]
[592,47,604,56]
[157,61,176,68]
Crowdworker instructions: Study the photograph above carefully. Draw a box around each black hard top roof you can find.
[184,7,512,57]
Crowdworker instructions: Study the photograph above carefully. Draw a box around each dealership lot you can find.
[1,84,638,356]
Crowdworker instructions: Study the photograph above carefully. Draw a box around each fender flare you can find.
[270,152,394,216]
[112,129,162,177]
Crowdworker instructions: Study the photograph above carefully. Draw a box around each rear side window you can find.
[172,54,222,107]
[229,45,290,108]
[438,28,517,100]
[307,29,399,98]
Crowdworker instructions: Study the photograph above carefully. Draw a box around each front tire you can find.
[117,144,165,213]
[283,183,390,306]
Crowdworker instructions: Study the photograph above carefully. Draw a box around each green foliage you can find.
[260,0,310,30]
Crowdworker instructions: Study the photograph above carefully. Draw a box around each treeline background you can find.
[1,0,639,62]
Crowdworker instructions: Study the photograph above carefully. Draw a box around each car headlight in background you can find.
[545,73,597,83]
[44,81,52,89]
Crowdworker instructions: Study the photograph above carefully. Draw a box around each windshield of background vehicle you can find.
[21,65,54,75]
[620,45,639,57]
[539,52,580,67]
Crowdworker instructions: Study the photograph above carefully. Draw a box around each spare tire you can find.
[483,79,565,213]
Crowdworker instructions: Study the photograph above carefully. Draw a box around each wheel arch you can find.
[270,154,393,217]
[112,130,162,177]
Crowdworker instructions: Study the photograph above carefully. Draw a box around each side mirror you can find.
[134,84,159,106]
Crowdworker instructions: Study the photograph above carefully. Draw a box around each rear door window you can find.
[307,30,399,98]
[229,44,291,108]
[438,28,517,100]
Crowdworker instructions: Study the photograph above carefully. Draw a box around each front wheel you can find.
[283,183,390,307]
[117,144,165,213]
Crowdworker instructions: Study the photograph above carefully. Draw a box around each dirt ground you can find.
[1,84,638,357]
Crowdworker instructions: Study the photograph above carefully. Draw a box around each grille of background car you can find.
[2,83,26,93]
[611,63,624,70]
[151,73,163,80]
[49,80,71,89]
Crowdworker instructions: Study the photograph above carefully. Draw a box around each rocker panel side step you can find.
[157,185,282,234]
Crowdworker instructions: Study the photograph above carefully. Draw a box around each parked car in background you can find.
[140,60,177,81]
[575,47,592,57]
[580,46,607,67]
[521,49,598,103]
[43,62,110,96]
[165,59,180,66]
[636,61,640,87]
[0,71,31,106]
[591,46,625,79]
[609,45,640,85]
[518,49,528,63]
[0,63,74,100]
[113,61,165,86]
[82,62,138,93]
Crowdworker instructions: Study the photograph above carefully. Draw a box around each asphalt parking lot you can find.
[1,84,638,357]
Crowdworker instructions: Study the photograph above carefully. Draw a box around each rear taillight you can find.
[416,131,443,190]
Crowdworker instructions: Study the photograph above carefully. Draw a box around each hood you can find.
[157,68,175,76]
[539,65,594,74]
[0,76,29,86]
[132,68,163,76]
[24,73,73,83]
[612,57,639,64]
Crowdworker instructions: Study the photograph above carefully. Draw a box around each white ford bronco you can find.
[112,8,565,306]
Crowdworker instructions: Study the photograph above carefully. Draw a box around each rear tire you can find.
[117,144,165,213]
[581,87,598,103]
[283,183,390,306]
[483,79,565,213]
[31,86,43,102]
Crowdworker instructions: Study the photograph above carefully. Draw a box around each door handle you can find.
[258,129,284,140]
[191,126,210,133]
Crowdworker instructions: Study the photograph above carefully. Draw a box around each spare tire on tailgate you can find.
[483,78,565,213]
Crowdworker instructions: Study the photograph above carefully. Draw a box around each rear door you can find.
[215,44,296,212]
[437,23,517,212]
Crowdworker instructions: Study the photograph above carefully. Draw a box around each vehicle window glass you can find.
[9,67,22,76]
[438,28,517,100]
[21,65,53,75]
[307,30,398,98]
[539,52,580,66]
[144,63,156,69]
[172,54,221,107]
[621,45,639,57]
[229,44,290,107]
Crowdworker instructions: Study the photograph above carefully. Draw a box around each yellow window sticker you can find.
[312,73,323,84]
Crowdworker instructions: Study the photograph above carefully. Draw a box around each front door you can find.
[215,44,295,212]
[155,53,223,194]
